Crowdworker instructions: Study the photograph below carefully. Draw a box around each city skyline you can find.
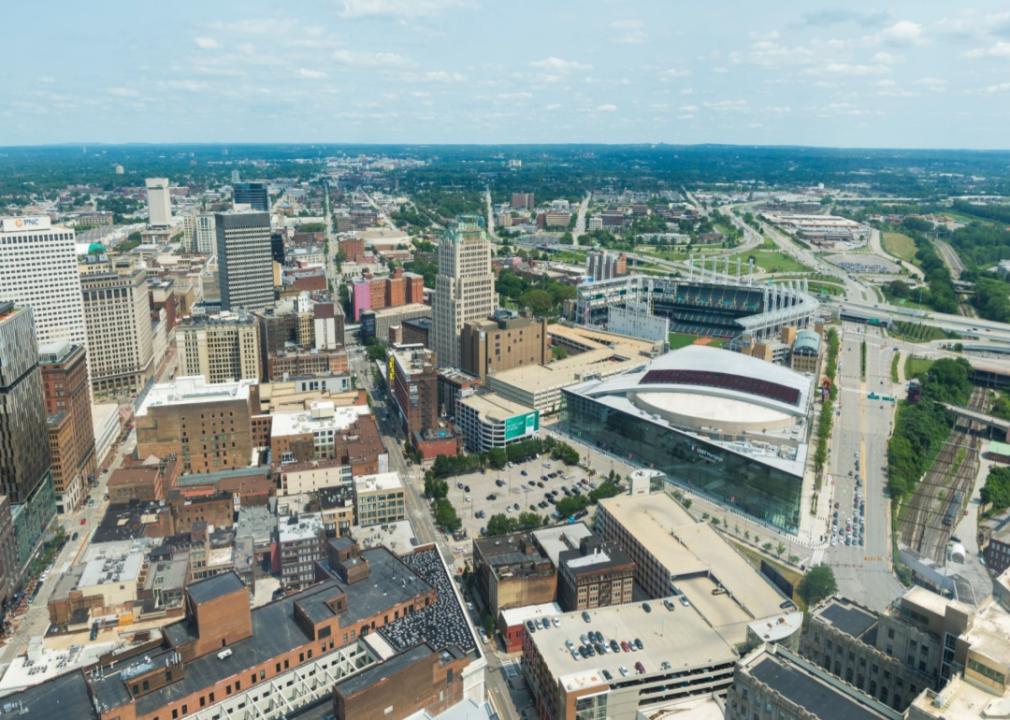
[4,1,1010,148]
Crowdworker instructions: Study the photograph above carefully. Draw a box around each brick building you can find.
[472,531,557,617]
[460,315,547,381]
[389,345,439,438]
[266,348,348,381]
[556,535,636,611]
[135,377,258,474]
[39,341,96,512]
[107,455,180,503]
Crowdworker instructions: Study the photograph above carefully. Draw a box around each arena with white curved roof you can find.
[562,345,815,534]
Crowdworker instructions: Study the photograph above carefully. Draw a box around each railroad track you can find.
[898,388,986,562]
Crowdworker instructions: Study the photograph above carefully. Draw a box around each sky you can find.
[5,1,1010,148]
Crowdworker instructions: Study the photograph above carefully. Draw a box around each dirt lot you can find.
[444,454,601,539]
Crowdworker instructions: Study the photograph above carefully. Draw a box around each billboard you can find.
[2,216,51,232]
[504,410,540,442]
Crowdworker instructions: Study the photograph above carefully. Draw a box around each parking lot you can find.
[444,454,602,539]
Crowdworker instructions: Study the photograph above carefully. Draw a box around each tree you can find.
[486,514,516,536]
[487,448,507,470]
[551,442,580,466]
[516,512,543,530]
[432,499,461,532]
[520,289,553,315]
[798,564,838,606]
[981,467,1010,512]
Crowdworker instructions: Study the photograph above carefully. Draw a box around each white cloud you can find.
[659,67,690,81]
[810,62,891,77]
[982,82,1010,94]
[730,40,815,67]
[611,19,646,45]
[677,113,695,120]
[194,36,219,49]
[872,51,901,64]
[108,86,140,98]
[914,77,947,92]
[596,103,618,112]
[824,102,873,116]
[704,99,749,112]
[879,20,923,45]
[164,80,209,92]
[679,104,699,113]
[966,41,1010,59]
[339,0,467,18]
[424,70,466,83]
[530,57,591,73]
[545,103,562,111]
[298,68,328,79]
[332,49,408,67]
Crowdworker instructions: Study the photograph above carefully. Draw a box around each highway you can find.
[570,192,591,246]
[820,322,905,611]
[841,299,1010,344]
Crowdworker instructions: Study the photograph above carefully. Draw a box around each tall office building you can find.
[215,211,274,311]
[39,342,96,513]
[145,178,172,227]
[432,216,496,369]
[183,212,216,255]
[233,182,270,212]
[0,303,56,573]
[79,254,154,395]
[0,216,88,351]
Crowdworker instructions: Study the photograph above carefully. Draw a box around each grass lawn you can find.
[904,355,935,379]
[668,332,726,349]
[891,321,955,344]
[731,247,812,274]
[729,540,805,608]
[552,250,587,263]
[882,231,917,263]
[804,281,845,297]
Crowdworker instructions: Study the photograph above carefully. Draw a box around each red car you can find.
[80,518,87,525]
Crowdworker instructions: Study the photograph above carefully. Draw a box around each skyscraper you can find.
[79,253,154,395]
[0,303,56,573]
[233,182,270,212]
[183,212,217,255]
[145,177,172,226]
[432,216,496,368]
[0,216,88,350]
[215,211,275,311]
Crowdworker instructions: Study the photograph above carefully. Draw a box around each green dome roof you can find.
[87,241,106,255]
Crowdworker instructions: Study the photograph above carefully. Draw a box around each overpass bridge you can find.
[941,403,1010,439]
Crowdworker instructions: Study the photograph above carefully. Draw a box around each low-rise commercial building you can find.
[456,391,540,452]
[556,535,635,612]
[523,600,739,720]
[278,458,351,496]
[270,401,387,474]
[727,643,900,720]
[277,512,325,589]
[799,589,973,711]
[353,471,405,527]
[473,531,557,617]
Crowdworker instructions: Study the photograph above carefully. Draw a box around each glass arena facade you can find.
[561,346,812,534]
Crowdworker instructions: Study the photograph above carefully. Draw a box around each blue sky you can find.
[5,1,1010,148]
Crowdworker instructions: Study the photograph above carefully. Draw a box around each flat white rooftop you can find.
[137,375,255,416]
[271,402,370,437]
[354,471,403,493]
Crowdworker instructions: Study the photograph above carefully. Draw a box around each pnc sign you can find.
[2,216,51,232]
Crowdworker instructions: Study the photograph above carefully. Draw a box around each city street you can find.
[820,323,905,611]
